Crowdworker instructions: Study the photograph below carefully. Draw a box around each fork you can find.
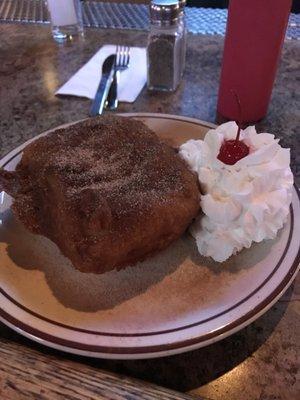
[106,45,130,110]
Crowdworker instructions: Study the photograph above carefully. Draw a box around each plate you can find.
[0,113,299,360]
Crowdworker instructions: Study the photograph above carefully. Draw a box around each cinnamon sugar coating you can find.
[1,116,200,273]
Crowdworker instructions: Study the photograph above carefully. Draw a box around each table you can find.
[0,24,299,400]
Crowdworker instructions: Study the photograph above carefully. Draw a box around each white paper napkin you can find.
[56,45,147,103]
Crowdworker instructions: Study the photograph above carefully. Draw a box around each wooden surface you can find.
[0,334,200,400]
[0,23,299,400]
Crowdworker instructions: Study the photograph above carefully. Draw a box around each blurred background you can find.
[98,0,300,13]
[187,0,300,13]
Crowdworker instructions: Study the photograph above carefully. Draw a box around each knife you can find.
[90,54,116,116]
[106,69,119,110]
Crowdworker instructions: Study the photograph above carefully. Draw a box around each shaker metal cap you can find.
[178,0,186,10]
[150,0,180,25]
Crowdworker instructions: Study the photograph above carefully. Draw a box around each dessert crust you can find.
[0,116,200,273]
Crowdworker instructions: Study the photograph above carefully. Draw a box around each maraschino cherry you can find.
[217,91,249,165]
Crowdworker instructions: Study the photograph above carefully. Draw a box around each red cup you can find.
[217,0,292,124]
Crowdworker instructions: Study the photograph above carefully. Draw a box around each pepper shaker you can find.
[147,0,186,92]
[178,0,187,77]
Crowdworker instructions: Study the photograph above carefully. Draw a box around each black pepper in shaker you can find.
[147,0,186,92]
[178,0,187,78]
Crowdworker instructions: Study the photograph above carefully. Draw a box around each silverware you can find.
[106,45,130,110]
[90,54,116,116]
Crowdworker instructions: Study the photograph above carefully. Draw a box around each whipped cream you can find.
[179,122,294,262]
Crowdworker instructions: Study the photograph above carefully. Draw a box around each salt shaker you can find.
[147,0,186,92]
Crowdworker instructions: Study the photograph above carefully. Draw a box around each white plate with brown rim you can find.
[0,113,299,359]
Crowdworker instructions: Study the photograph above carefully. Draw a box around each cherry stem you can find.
[230,89,242,143]
[236,125,241,144]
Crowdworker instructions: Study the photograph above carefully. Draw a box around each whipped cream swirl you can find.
[179,122,294,262]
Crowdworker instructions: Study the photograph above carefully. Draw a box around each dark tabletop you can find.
[0,24,299,400]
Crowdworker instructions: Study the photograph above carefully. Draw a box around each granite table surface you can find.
[0,24,299,400]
